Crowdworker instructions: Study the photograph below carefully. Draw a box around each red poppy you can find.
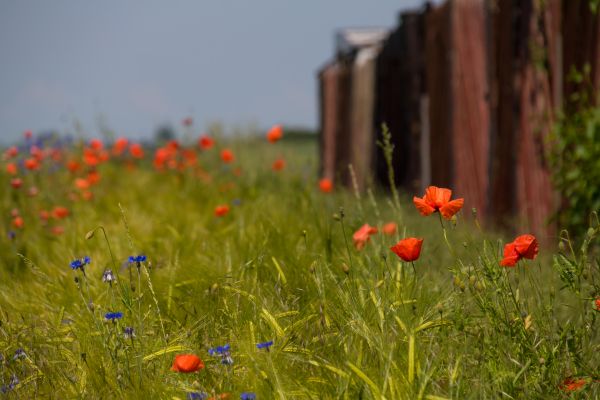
[500,234,538,267]
[87,171,101,185]
[5,146,18,158]
[319,178,333,193]
[10,209,19,218]
[52,206,69,219]
[199,135,215,150]
[129,143,144,159]
[353,224,378,250]
[272,158,285,171]
[10,178,22,189]
[182,117,193,127]
[221,149,234,163]
[382,222,397,235]
[24,130,32,139]
[594,298,600,311]
[6,163,17,175]
[89,139,103,151]
[266,124,283,143]
[82,190,94,201]
[413,186,464,220]
[390,238,424,262]
[28,186,39,197]
[75,178,90,190]
[171,354,204,373]
[113,137,129,155]
[51,226,65,236]
[83,149,99,166]
[24,158,40,170]
[559,377,587,392]
[66,160,81,173]
[39,210,50,221]
[12,216,24,229]
[208,394,231,400]
[215,205,230,217]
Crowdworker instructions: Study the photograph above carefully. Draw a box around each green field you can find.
[0,134,598,399]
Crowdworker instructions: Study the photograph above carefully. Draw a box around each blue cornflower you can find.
[208,344,233,365]
[13,348,26,360]
[8,375,18,390]
[104,312,123,321]
[123,326,135,340]
[187,392,209,400]
[70,256,91,270]
[240,392,256,400]
[256,340,273,350]
[231,198,242,206]
[7,231,15,240]
[128,255,147,264]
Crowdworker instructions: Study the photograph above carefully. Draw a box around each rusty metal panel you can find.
[425,2,453,188]
[450,0,490,218]
[319,62,340,181]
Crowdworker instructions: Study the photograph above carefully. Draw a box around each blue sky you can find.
[0,1,426,143]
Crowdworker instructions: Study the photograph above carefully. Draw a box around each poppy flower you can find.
[266,124,283,143]
[10,178,22,189]
[390,238,424,262]
[39,210,50,221]
[87,171,101,185]
[4,146,18,159]
[24,130,32,139]
[221,149,234,163]
[215,205,230,217]
[382,222,397,235]
[199,135,214,150]
[559,377,587,392]
[51,226,64,236]
[413,186,464,219]
[28,186,39,197]
[12,217,24,229]
[352,224,378,250]
[24,158,39,170]
[89,139,103,151]
[66,160,81,173]
[171,354,204,373]
[113,137,129,155]
[272,158,285,171]
[594,298,600,311]
[500,234,538,267]
[52,206,69,219]
[182,117,193,127]
[207,394,230,400]
[319,178,333,193]
[6,163,17,175]
[129,143,144,159]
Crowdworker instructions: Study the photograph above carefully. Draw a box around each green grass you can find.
[0,135,598,399]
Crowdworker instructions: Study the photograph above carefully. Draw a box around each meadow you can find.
[0,130,598,399]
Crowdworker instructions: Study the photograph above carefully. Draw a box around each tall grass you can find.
[0,135,598,398]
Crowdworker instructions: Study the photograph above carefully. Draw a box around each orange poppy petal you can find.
[513,234,538,260]
[413,197,435,216]
[440,198,464,219]
[425,186,451,208]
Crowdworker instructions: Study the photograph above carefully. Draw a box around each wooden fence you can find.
[318,0,600,239]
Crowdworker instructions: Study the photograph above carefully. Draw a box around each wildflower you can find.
[113,137,129,155]
[12,217,24,229]
[382,222,397,235]
[51,226,64,236]
[87,170,100,185]
[352,224,378,250]
[209,394,231,400]
[594,298,600,311]
[128,255,147,264]
[24,130,32,139]
[6,163,17,175]
[500,234,538,267]
[171,354,205,373]
[266,124,283,143]
[187,393,209,400]
[70,256,91,270]
[102,269,116,283]
[1,374,19,393]
[89,139,103,151]
[199,135,215,150]
[413,186,464,219]
[7,231,15,240]
[104,312,123,321]
[13,348,26,360]
[256,340,273,350]
[28,186,39,197]
[24,158,39,170]
[319,178,333,193]
[208,344,233,365]
[129,143,144,159]
[183,117,193,127]
[4,146,18,158]
[123,326,135,339]
[240,393,256,400]
[231,198,242,206]
[215,205,230,217]
[10,178,22,189]
[52,206,69,219]
[390,238,424,262]
[221,149,234,163]
[559,377,587,392]
[272,158,285,171]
